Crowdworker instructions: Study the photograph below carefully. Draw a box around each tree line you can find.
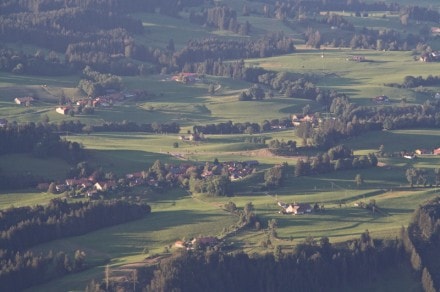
[0,198,151,251]
[0,122,85,162]
[193,121,263,135]
[385,75,440,89]
[2,120,181,137]
[87,231,409,292]
[294,146,378,177]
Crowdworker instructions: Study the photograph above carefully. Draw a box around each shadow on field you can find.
[323,76,364,87]
[98,209,226,249]
[380,207,413,215]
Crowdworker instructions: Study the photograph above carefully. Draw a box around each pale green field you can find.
[0,190,56,209]
[250,49,440,104]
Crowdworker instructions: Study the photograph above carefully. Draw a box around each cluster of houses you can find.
[278,201,313,215]
[37,160,259,197]
[37,177,118,199]
[420,51,440,62]
[202,160,259,181]
[56,90,140,115]
[401,147,440,159]
[171,72,200,84]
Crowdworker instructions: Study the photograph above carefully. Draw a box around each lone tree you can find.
[47,182,57,194]
[208,83,215,95]
[355,174,364,188]
[406,168,417,187]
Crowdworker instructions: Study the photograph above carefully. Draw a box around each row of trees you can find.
[193,120,264,135]
[295,151,378,177]
[0,122,85,163]
[386,75,440,89]
[0,198,151,251]
[404,168,440,188]
[4,119,181,136]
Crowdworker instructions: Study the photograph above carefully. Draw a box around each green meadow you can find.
[1,2,440,289]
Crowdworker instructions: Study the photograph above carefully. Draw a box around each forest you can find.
[0,0,437,77]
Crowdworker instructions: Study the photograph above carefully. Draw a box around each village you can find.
[37,160,260,199]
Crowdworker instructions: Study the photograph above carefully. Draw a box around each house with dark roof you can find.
[14,97,34,105]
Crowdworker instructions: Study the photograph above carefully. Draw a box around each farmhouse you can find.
[431,27,440,35]
[14,96,34,105]
[56,107,71,115]
[291,114,317,126]
[284,203,313,215]
[415,149,431,155]
[172,72,198,84]
[347,55,365,62]
[372,95,389,104]
[179,133,205,141]
[174,240,187,249]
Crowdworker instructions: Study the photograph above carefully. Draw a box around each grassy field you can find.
[2,46,438,127]
[250,48,439,104]
[2,2,440,290]
[1,50,440,288]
